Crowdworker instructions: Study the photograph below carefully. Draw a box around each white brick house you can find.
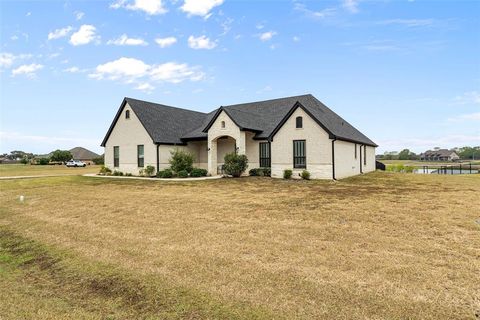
[101,94,377,179]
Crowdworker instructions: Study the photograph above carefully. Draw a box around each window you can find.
[364,146,367,165]
[354,144,357,159]
[293,140,306,168]
[113,146,119,167]
[259,142,271,168]
[221,121,225,128]
[125,110,130,119]
[137,145,144,168]
[296,116,303,129]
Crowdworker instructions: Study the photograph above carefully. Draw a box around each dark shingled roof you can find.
[101,94,377,147]
[69,147,100,160]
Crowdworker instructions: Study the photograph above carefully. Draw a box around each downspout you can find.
[331,138,337,180]
[359,144,363,174]
[156,143,160,174]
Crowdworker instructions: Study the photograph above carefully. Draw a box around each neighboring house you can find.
[420,149,460,162]
[101,94,377,179]
[69,147,100,165]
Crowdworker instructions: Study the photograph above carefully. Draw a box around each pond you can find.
[414,168,479,175]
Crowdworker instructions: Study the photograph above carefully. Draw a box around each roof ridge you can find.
[222,94,312,108]
[125,97,207,115]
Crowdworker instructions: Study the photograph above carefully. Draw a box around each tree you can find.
[50,150,73,163]
[223,152,248,177]
[398,149,418,160]
[457,146,480,160]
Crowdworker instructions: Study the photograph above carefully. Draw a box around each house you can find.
[420,149,460,162]
[101,94,377,179]
[69,147,100,165]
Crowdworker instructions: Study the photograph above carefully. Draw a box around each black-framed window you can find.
[125,110,130,119]
[364,146,367,165]
[354,143,357,159]
[113,146,119,167]
[221,121,225,128]
[296,116,303,128]
[137,145,144,167]
[259,142,271,168]
[293,140,306,168]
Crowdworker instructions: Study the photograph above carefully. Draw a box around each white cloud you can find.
[90,57,150,80]
[11,63,43,78]
[89,57,204,87]
[293,36,300,42]
[188,35,217,49]
[453,91,480,105]
[180,0,223,17]
[135,82,155,93]
[26,12,31,17]
[48,26,73,40]
[448,112,480,122]
[110,0,167,15]
[75,11,85,20]
[11,35,19,41]
[342,0,359,13]
[150,62,204,83]
[377,19,434,27]
[63,66,86,73]
[258,31,276,41]
[107,34,148,46]
[0,53,33,69]
[69,25,99,46]
[155,36,177,48]
[377,135,480,153]
[294,2,336,19]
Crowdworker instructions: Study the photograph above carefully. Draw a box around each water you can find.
[414,168,479,175]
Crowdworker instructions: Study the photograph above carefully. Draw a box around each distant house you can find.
[420,149,460,162]
[69,147,100,165]
[101,94,377,179]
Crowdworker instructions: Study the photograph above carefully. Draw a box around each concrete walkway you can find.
[83,173,223,181]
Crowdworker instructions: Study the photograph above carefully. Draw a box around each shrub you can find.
[190,168,208,177]
[157,169,173,178]
[301,170,311,180]
[112,170,124,176]
[283,169,293,179]
[223,152,248,177]
[92,155,104,165]
[99,166,112,175]
[144,165,155,176]
[20,157,28,165]
[177,170,189,178]
[261,167,271,177]
[405,166,415,173]
[249,168,259,176]
[125,173,133,176]
[138,169,145,176]
[169,149,194,173]
[38,158,49,165]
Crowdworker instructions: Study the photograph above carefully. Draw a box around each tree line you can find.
[377,146,479,160]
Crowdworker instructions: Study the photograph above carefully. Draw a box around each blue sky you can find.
[1,0,479,155]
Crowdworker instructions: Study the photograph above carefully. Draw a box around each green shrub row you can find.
[248,167,271,177]
[283,169,310,180]
[386,164,415,173]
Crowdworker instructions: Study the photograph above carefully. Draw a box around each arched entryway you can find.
[209,135,236,174]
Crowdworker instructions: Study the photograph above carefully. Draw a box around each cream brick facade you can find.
[104,101,376,179]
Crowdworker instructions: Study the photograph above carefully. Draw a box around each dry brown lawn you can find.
[0,164,100,177]
[0,172,479,319]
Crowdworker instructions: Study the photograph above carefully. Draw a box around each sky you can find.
[0,0,479,155]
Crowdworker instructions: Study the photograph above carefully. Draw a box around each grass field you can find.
[1,172,479,319]
[0,164,101,177]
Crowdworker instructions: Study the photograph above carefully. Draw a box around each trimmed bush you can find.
[249,168,271,177]
[112,170,124,176]
[125,173,133,176]
[169,149,194,173]
[38,158,49,165]
[301,170,310,180]
[144,165,155,176]
[177,170,189,178]
[249,168,259,176]
[261,167,271,177]
[190,168,208,177]
[223,152,248,177]
[283,169,293,179]
[157,169,173,178]
[99,166,112,175]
